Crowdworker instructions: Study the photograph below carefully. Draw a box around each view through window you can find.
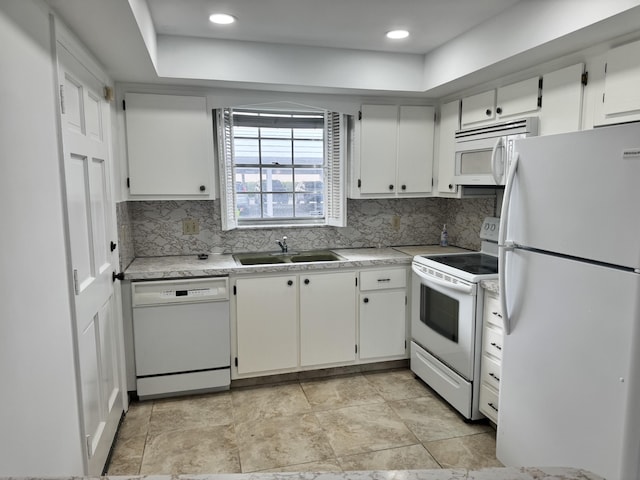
[232,110,326,222]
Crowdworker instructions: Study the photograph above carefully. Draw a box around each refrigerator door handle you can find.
[491,136,505,184]
[498,152,520,335]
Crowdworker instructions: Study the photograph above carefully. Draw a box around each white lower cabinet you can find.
[235,275,298,375]
[233,266,410,378]
[300,271,357,367]
[358,268,408,360]
[479,288,504,424]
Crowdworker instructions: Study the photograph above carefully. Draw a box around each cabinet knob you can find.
[363,297,369,303]
[199,185,206,192]
[485,109,492,116]
[401,184,406,191]
[388,184,394,190]
[304,279,310,285]
[448,184,454,190]
[287,280,293,286]
[496,107,502,114]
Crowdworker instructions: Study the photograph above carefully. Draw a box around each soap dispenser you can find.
[440,224,449,247]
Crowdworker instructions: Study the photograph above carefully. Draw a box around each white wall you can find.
[0,0,84,475]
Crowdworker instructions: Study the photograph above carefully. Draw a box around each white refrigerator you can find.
[496,122,640,480]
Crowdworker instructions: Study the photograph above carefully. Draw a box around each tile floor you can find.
[107,369,502,475]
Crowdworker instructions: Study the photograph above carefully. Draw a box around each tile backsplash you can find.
[116,197,494,268]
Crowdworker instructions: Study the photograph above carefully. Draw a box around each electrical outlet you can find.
[391,215,401,230]
[183,219,199,235]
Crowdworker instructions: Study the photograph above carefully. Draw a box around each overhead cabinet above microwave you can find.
[124,92,215,199]
[461,77,541,128]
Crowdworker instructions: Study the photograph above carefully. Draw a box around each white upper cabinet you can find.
[595,39,640,125]
[124,92,214,198]
[352,104,434,198]
[461,77,540,128]
[434,99,460,196]
[539,63,584,136]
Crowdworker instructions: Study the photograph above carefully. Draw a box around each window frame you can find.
[216,107,346,230]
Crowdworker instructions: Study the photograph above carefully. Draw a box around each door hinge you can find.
[126,177,130,189]
[110,241,117,252]
[357,179,361,188]
[537,95,542,108]
[405,340,407,349]
[405,296,407,305]
[355,277,358,287]
[355,344,358,354]
[233,285,237,295]
[122,99,126,110]
[581,71,589,86]
[73,269,79,295]
[604,62,607,74]
[103,86,114,102]
[85,434,92,458]
[234,357,238,367]
[603,93,605,103]
[59,85,65,114]
[358,111,362,120]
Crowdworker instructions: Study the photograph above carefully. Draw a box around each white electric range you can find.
[410,217,499,420]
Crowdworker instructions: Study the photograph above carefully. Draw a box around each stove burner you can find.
[421,253,498,275]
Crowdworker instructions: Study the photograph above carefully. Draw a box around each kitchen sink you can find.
[234,250,343,266]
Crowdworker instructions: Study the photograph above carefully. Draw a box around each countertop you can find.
[3,467,603,480]
[481,279,500,294]
[124,245,470,281]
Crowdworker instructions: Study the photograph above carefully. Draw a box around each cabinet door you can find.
[397,106,434,194]
[496,77,540,120]
[125,93,212,196]
[602,39,640,118]
[300,271,356,366]
[435,100,460,195]
[235,276,298,374]
[359,105,398,194]
[461,90,496,127]
[359,290,406,360]
[540,64,584,135]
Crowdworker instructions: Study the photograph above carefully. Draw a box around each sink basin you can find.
[290,252,342,263]
[234,250,343,266]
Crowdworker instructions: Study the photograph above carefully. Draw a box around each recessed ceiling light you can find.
[386,30,410,40]
[209,13,236,25]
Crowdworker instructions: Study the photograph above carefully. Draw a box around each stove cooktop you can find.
[413,251,499,282]
[421,252,498,275]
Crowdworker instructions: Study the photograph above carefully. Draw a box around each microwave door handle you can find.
[412,267,474,295]
[491,136,504,184]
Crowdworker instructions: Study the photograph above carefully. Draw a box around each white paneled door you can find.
[57,45,123,475]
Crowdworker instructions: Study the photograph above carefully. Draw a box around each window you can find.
[216,108,346,230]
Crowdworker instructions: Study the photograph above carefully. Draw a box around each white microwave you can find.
[453,117,538,186]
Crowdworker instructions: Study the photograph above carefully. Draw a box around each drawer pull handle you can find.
[492,311,503,318]
[377,278,391,282]
[490,342,502,351]
[489,372,500,382]
[488,402,499,412]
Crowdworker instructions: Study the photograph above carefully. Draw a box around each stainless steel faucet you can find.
[276,236,288,253]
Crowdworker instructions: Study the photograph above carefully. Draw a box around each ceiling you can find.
[145,0,520,54]
[45,0,640,97]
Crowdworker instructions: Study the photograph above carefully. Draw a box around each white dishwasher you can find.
[131,277,230,400]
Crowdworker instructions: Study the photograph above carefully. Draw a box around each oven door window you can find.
[420,284,459,342]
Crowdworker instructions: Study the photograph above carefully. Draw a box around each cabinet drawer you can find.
[483,325,504,360]
[479,384,499,423]
[481,354,501,391]
[360,268,406,290]
[483,291,503,329]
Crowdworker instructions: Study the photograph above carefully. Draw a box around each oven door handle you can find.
[412,267,475,295]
